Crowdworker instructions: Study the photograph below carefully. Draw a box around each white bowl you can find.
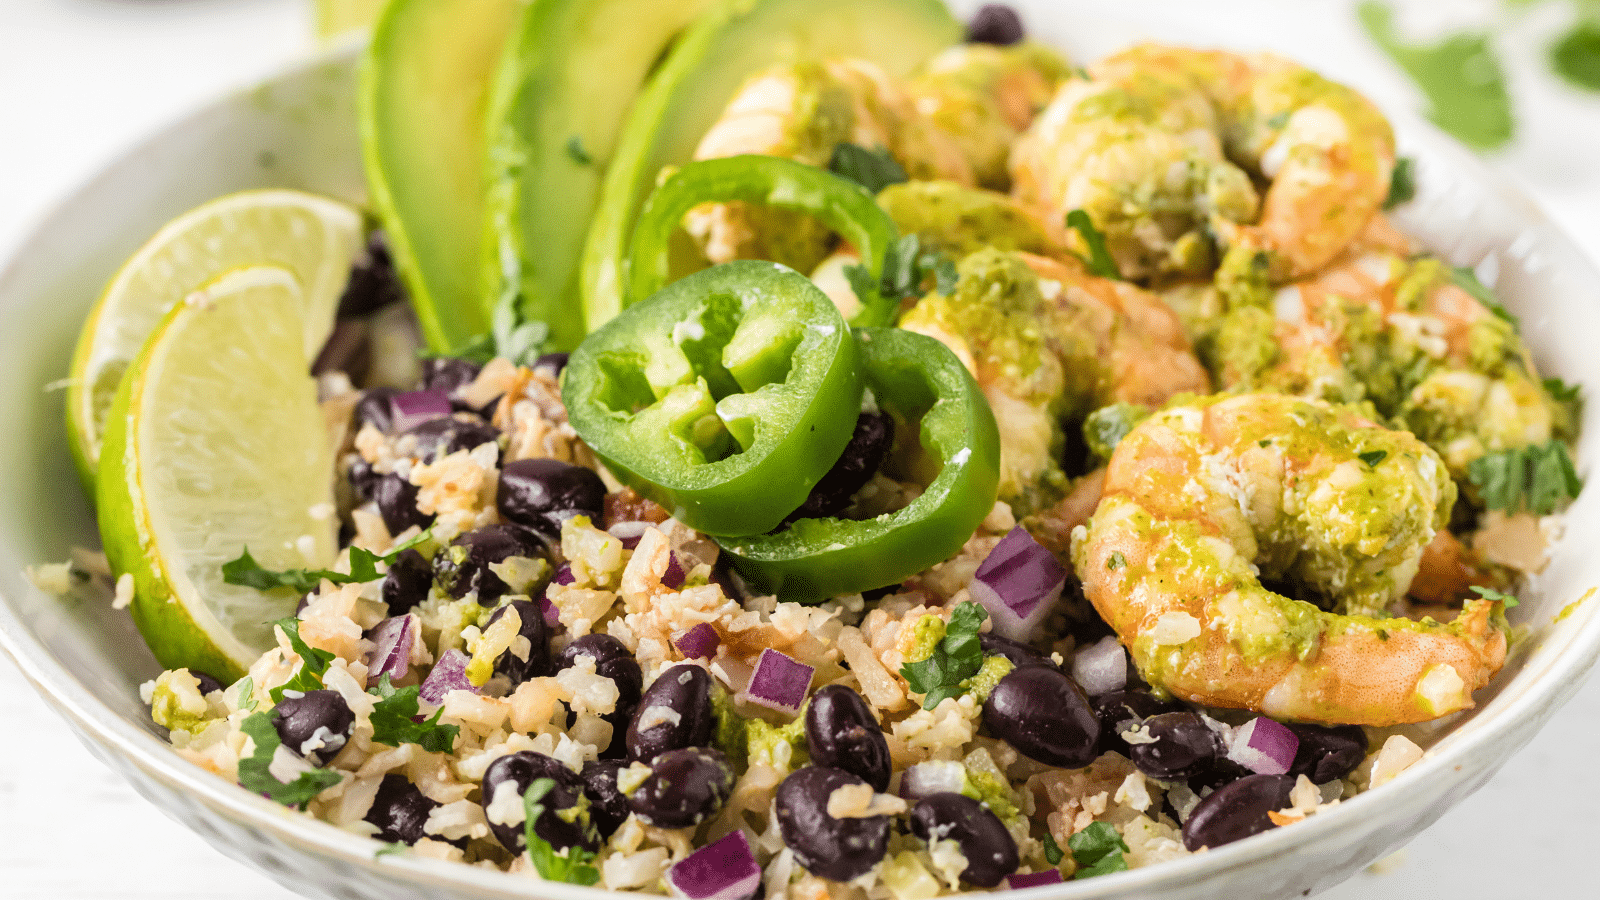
[4,8,1600,900]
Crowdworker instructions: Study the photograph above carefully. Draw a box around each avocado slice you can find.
[359,0,521,352]
[578,0,962,331]
[481,0,715,353]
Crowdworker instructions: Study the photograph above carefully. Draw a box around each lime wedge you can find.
[97,266,339,681]
[315,0,389,39]
[66,189,363,492]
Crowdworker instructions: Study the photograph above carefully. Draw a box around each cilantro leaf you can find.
[845,233,958,326]
[1065,209,1121,280]
[827,142,908,194]
[368,675,459,753]
[270,617,336,702]
[523,778,602,885]
[1357,2,1514,150]
[1384,156,1417,210]
[221,547,343,594]
[1042,833,1064,866]
[374,842,407,859]
[1551,20,1600,92]
[237,676,258,712]
[1470,585,1519,608]
[1358,449,1388,467]
[565,135,593,166]
[1468,441,1582,516]
[237,712,342,809]
[899,601,988,710]
[1544,376,1583,406]
[1067,821,1129,879]
[1449,265,1518,327]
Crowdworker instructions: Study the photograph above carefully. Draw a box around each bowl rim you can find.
[3,36,1600,900]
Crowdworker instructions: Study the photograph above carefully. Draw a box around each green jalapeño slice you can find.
[563,260,863,535]
[720,327,1000,601]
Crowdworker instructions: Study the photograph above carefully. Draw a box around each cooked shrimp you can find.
[898,249,1209,515]
[1071,393,1507,726]
[1011,44,1394,282]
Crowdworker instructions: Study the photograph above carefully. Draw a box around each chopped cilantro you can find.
[565,135,593,166]
[827,142,908,193]
[1449,265,1517,326]
[374,842,407,859]
[270,617,336,702]
[1544,376,1583,405]
[223,531,433,595]
[523,778,601,885]
[1042,832,1064,866]
[1470,585,1519,608]
[1065,209,1121,280]
[1358,449,1388,467]
[237,712,342,809]
[1067,821,1129,879]
[1551,20,1600,92]
[368,675,459,753]
[1107,551,1127,570]
[1468,440,1582,516]
[236,676,258,712]
[1384,156,1417,209]
[899,601,987,709]
[845,233,958,317]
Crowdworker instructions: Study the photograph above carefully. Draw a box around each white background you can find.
[2,1,1598,898]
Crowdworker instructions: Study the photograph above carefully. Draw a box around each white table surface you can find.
[2,1,1599,898]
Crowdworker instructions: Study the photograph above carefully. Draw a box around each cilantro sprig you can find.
[1468,440,1583,516]
[368,675,459,753]
[827,142,908,194]
[1065,209,1121,280]
[899,601,987,710]
[223,530,433,595]
[522,778,601,885]
[237,712,342,809]
[845,233,958,320]
[270,617,337,702]
[1067,821,1129,879]
[1470,585,1520,608]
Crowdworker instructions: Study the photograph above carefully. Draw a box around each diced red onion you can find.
[898,760,966,801]
[388,390,452,433]
[1226,716,1299,775]
[609,520,651,549]
[364,614,416,688]
[1070,635,1128,697]
[418,649,476,705]
[1005,871,1064,890]
[666,829,761,900]
[538,594,561,628]
[744,648,813,714]
[663,553,687,590]
[553,563,575,586]
[676,623,720,660]
[969,526,1067,641]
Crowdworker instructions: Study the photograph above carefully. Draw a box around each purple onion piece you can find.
[666,829,762,900]
[744,648,813,714]
[553,563,576,586]
[970,526,1067,641]
[898,760,966,801]
[364,614,416,688]
[388,390,453,433]
[1005,870,1064,890]
[1070,635,1128,697]
[675,623,720,660]
[1227,716,1299,776]
[539,594,561,628]
[662,553,687,590]
[609,521,650,550]
[418,649,476,705]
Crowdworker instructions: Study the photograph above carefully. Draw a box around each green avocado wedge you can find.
[578,0,962,332]
[481,0,716,353]
[360,0,523,353]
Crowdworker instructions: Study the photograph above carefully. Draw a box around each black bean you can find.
[580,759,632,839]
[364,774,436,845]
[966,4,1025,45]
[480,751,597,855]
[626,664,715,762]
[353,386,401,434]
[627,747,735,828]
[191,671,224,697]
[775,767,889,882]
[381,548,433,616]
[337,232,405,319]
[532,352,569,379]
[1128,712,1223,781]
[313,319,371,379]
[1093,689,1186,755]
[272,690,354,766]
[1288,723,1368,784]
[348,458,381,502]
[805,685,891,792]
[559,634,644,759]
[374,472,434,535]
[1182,774,1295,851]
[433,524,547,602]
[483,598,553,684]
[908,793,1019,888]
[403,416,501,463]
[498,458,607,534]
[1187,756,1253,795]
[978,633,1053,670]
[982,666,1100,768]
[781,412,893,525]
[421,357,482,397]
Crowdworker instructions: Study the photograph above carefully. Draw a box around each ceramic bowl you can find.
[3,5,1600,899]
